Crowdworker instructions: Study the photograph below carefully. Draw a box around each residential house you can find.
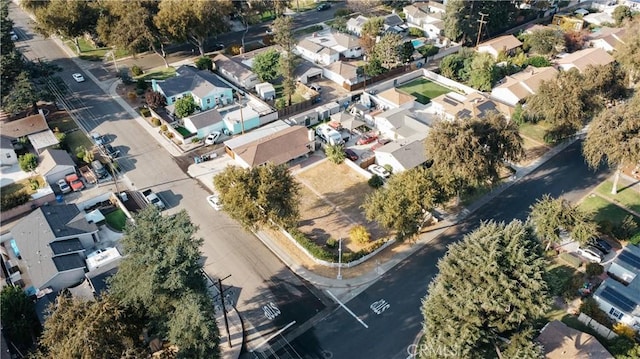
[476,35,523,58]
[427,1,446,14]
[593,245,640,331]
[403,3,444,39]
[0,111,58,154]
[583,11,615,26]
[620,0,640,10]
[151,65,233,111]
[333,32,363,58]
[0,135,17,166]
[183,108,224,138]
[589,27,627,52]
[375,88,416,110]
[323,61,360,87]
[224,124,313,168]
[431,92,500,120]
[536,320,613,359]
[37,149,77,185]
[329,112,367,134]
[347,15,369,35]
[490,66,558,106]
[213,54,260,90]
[383,13,406,33]
[221,105,261,135]
[295,62,324,84]
[375,134,429,173]
[8,204,99,292]
[255,83,276,101]
[555,47,614,72]
[296,39,340,66]
[373,107,430,140]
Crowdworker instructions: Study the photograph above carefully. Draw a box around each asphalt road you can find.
[291,140,610,359]
[8,2,327,352]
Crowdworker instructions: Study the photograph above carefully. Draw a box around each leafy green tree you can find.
[325,144,346,164]
[418,44,439,58]
[75,145,94,164]
[360,17,384,57]
[18,153,38,172]
[174,94,198,118]
[613,5,633,26]
[468,52,497,91]
[2,71,42,115]
[33,0,98,54]
[363,57,385,77]
[0,285,41,352]
[146,90,167,109]
[0,0,15,55]
[583,93,640,194]
[398,41,415,64]
[527,55,551,67]
[523,28,565,56]
[373,34,402,69]
[1,50,24,101]
[444,0,519,45]
[252,48,281,82]
[422,220,550,358]
[36,294,146,358]
[272,15,296,106]
[194,56,213,71]
[346,0,381,15]
[616,18,640,84]
[214,163,300,229]
[155,0,232,56]
[582,63,627,106]
[438,48,474,82]
[529,194,598,249]
[108,207,219,358]
[501,328,545,359]
[363,167,442,241]
[425,113,524,198]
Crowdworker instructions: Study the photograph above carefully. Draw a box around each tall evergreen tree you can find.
[421,220,549,358]
[272,15,296,106]
[0,285,41,352]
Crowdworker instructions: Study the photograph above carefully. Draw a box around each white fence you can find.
[578,313,618,340]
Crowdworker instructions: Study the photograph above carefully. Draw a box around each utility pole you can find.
[237,92,245,134]
[337,238,343,280]
[475,12,489,48]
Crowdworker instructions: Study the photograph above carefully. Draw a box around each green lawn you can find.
[134,67,177,81]
[175,126,191,137]
[294,25,324,37]
[579,194,640,225]
[396,78,450,105]
[66,131,94,160]
[519,121,552,145]
[594,180,640,214]
[105,209,127,231]
[66,38,129,62]
[48,115,78,133]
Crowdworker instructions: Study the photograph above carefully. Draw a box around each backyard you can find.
[104,208,127,231]
[397,78,451,105]
[295,161,388,253]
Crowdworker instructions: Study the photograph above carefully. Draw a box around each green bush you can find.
[18,153,38,172]
[368,175,384,188]
[559,252,582,268]
[418,44,439,58]
[140,108,151,117]
[561,274,584,301]
[195,56,213,71]
[151,117,161,127]
[580,298,611,326]
[136,79,148,91]
[383,164,393,173]
[334,8,352,17]
[131,65,143,76]
[0,191,31,211]
[585,263,604,277]
[326,238,337,249]
[288,228,335,261]
[160,124,168,132]
[408,27,424,37]
[629,231,640,245]
[527,56,551,67]
[612,215,639,241]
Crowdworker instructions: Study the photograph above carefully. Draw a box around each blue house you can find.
[220,105,260,135]
[151,65,233,111]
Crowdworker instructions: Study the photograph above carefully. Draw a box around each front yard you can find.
[396,78,451,105]
[65,37,128,62]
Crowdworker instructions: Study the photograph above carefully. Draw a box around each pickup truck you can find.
[142,189,166,210]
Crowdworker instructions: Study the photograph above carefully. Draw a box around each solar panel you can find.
[600,286,636,313]
[617,250,640,271]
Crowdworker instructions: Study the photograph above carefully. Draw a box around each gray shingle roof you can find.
[159,65,230,98]
[377,137,428,170]
[384,14,404,27]
[49,238,84,255]
[186,108,223,130]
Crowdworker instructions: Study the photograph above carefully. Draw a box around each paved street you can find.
[8,2,327,352]
[290,140,610,359]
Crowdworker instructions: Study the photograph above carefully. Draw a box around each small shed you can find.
[255,83,276,101]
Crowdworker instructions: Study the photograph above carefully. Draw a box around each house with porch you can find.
[490,66,558,107]
[477,35,523,59]
[0,110,58,154]
[213,54,260,90]
[555,47,614,73]
[151,65,233,111]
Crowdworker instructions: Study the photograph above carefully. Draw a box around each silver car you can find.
[577,246,604,263]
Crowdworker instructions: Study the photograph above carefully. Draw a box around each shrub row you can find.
[287,228,387,264]
[1,192,31,211]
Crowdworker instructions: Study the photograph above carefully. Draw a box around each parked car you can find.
[577,246,604,263]
[9,30,18,41]
[309,84,322,92]
[101,144,120,159]
[90,132,107,146]
[57,179,71,194]
[65,173,85,191]
[344,149,359,161]
[72,73,85,82]
[368,164,390,178]
[91,160,109,179]
[207,195,222,211]
[589,238,612,254]
[357,133,378,145]
[317,3,331,11]
[204,131,221,145]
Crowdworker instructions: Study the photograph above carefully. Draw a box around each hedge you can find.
[287,227,388,264]
[1,191,31,211]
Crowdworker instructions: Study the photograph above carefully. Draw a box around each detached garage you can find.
[38,149,76,185]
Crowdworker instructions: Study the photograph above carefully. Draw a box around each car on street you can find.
[57,179,71,194]
[317,3,331,11]
[101,144,120,159]
[577,246,604,263]
[368,164,390,178]
[90,132,107,146]
[72,73,85,82]
[589,238,612,254]
[204,131,221,145]
[65,173,85,192]
[207,195,222,211]
[357,133,378,145]
[265,27,274,35]
[212,43,225,51]
[344,149,358,161]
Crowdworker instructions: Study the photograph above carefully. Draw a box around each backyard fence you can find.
[578,313,618,340]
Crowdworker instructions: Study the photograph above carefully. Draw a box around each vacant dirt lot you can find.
[295,161,388,253]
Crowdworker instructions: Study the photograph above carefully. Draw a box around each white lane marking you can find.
[326,290,369,329]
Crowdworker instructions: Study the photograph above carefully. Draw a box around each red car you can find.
[65,173,85,191]
[371,138,391,151]
[356,133,378,145]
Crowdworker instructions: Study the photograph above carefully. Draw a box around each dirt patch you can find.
[518,135,551,166]
[116,83,148,109]
[295,161,388,253]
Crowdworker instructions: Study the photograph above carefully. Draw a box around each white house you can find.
[37,149,77,185]
[477,35,523,58]
[403,3,444,39]
[0,135,17,166]
[608,245,640,285]
[375,134,429,173]
[295,39,340,66]
[183,108,224,138]
[323,61,360,87]
[347,15,369,35]
[588,27,627,52]
[333,32,363,58]
[583,11,615,26]
[373,107,430,140]
[255,82,276,101]
[213,54,260,90]
[555,47,615,72]
[490,66,558,107]
[431,92,501,120]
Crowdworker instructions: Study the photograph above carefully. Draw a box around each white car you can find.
[57,179,71,194]
[72,73,85,82]
[90,132,106,146]
[10,30,18,41]
[207,195,222,211]
[204,131,221,145]
[577,246,604,263]
[368,164,390,178]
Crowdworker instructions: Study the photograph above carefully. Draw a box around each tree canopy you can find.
[421,220,549,358]
[444,0,520,45]
[174,94,199,118]
[615,18,640,84]
[523,28,565,56]
[214,163,301,229]
[373,34,402,69]
[33,0,98,53]
[325,144,346,164]
[0,285,41,352]
[2,71,41,115]
[272,15,296,106]
[612,5,633,26]
[252,48,281,82]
